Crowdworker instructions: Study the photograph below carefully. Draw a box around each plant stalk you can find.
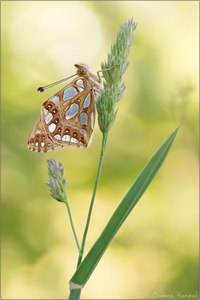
[68,132,108,300]
[68,288,81,299]
[64,195,81,252]
[77,132,108,268]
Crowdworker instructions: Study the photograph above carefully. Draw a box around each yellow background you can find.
[1,1,199,299]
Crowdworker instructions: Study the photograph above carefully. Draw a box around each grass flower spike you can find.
[47,159,66,202]
[97,19,137,133]
[47,159,80,252]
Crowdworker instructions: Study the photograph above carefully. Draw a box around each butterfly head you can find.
[74,63,89,76]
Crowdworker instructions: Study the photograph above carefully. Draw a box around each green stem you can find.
[64,195,81,252]
[68,132,108,299]
[77,132,108,268]
[68,287,81,299]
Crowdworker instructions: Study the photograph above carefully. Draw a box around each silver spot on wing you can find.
[43,107,48,115]
[71,138,78,144]
[80,112,88,125]
[80,129,87,138]
[83,94,91,108]
[54,134,61,140]
[62,135,70,142]
[45,113,53,124]
[76,79,84,92]
[65,103,79,120]
[90,112,94,129]
[48,123,56,133]
[63,87,78,100]
[52,96,59,104]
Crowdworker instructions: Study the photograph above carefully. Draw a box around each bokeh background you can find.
[1,1,199,299]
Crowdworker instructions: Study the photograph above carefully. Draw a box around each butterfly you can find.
[27,64,103,152]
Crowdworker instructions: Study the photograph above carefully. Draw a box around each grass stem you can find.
[76,132,108,268]
[64,195,81,253]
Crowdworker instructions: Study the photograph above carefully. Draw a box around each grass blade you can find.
[70,128,179,288]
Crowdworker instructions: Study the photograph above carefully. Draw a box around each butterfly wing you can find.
[41,76,96,148]
[27,117,62,152]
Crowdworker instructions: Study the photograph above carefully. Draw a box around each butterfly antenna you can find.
[37,73,77,92]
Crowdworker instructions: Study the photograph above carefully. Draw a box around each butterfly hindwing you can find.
[27,117,61,152]
[41,78,95,148]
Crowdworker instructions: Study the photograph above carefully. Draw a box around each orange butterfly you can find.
[27,64,103,152]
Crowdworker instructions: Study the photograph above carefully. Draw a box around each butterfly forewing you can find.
[27,65,102,152]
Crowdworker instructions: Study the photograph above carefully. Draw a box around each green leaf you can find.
[69,128,179,287]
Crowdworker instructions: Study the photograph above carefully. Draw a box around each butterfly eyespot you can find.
[52,109,57,114]
[54,118,59,124]
[57,127,62,132]
[65,128,70,134]
[41,135,45,140]
[73,132,78,137]
[47,103,52,109]
[80,136,84,141]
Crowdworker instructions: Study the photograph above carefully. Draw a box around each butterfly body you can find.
[28,64,103,152]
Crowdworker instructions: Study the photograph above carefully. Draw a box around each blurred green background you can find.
[1,1,199,299]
